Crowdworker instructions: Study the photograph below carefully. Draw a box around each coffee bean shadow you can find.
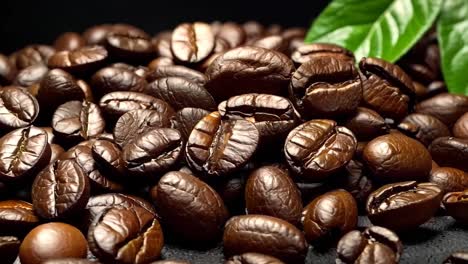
[398,226,440,245]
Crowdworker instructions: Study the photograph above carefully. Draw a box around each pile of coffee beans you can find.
[0,21,467,264]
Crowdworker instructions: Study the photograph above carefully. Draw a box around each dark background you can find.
[0,0,330,54]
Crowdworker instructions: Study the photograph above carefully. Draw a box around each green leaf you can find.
[305,0,443,63]
[438,0,468,95]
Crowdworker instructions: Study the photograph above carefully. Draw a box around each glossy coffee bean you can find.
[91,67,147,99]
[154,171,228,243]
[20,222,88,264]
[13,64,48,87]
[0,86,39,132]
[454,112,468,139]
[291,43,354,65]
[146,65,207,85]
[223,214,308,263]
[170,107,210,140]
[92,140,125,176]
[83,24,113,45]
[343,107,388,141]
[0,126,51,182]
[359,57,415,120]
[0,54,15,85]
[245,166,302,225]
[153,31,174,59]
[13,45,55,70]
[363,133,432,183]
[284,119,356,182]
[42,259,99,264]
[206,46,294,101]
[290,56,362,118]
[32,159,90,219]
[366,181,442,231]
[443,190,468,224]
[106,32,155,63]
[444,251,468,264]
[0,200,39,236]
[416,93,468,126]
[49,144,65,163]
[225,252,285,264]
[53,32,86,51]
[148,57,174,70]
[336,226,402,264]
[252,35,288,53]
[333,159,374,207]
[48,46,108,75]
[88,206,164,264]
[0,236,20,264]
[216,22,246,48]
[429,167,468,194]
[171,22,215,63]
[429,137,468,172]
[186,111,259,177]
[397,113,451,146]
[303,189,357,242]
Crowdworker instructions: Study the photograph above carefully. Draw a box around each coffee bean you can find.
[443,251,468,264]
[42,259,98,264]
[291,43,354,66]
[225,252,285,264]
[53,32,86,51]
[343,107,388,141]
[83,24,113,45]
[416,93,468,126]
[153,171,228,243]
[252,35,288,53]
[0,200,39,236]
[171,22,215,64]
[19,222,88,264]
[242,21,265,41]
[223,214,308,263]
[13,45,55,70]
[170,107,210,140]
[0,86,39,132]
[0,236,20,264]
[454,112,468,139]
[77,79,94,102]
[443,190,468,225]
[146,65,207,85]
[216,23,246,48]
[91,67,147,99]
[0,54,16,85]
[186,111,259,177]
[366,181,442,231]
[363,133,432,183]
[397,113,451,146]
[106,32,155,63]
[48,46,108,75]
[284,119,356,182]
[429,137,468,172]
[149,260,189,264]
[333,159,374,208]
[429,167,468,194]
[245,166,302,225]
[148,57,174,70]
[13,64,49,87]
[336,226,402,264]
[153,31,173,59]
[49,143,65,163]
[91,140,125,178]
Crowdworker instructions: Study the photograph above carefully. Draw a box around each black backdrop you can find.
[0,0,330,54]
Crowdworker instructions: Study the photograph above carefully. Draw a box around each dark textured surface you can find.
[160,216,468,264]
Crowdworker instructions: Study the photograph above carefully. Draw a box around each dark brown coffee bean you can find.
[88,206,164,264]
[170,107,210,140]
[53,32,86,51]
[13,64,48,87]
[114,109,171,147]
[206,46,294,101]
[216,23,246,48]
[225,253,285,264]
[0,86,39,132]
[359,57,415,120]
[48,46,108,75]
[245,166,302,225]
[171,22,215,63]
[146,65,207,85]
[122,128,183,181]
[291,43,354,65]
[146,77,216,110]
[106,32,155,63]
[366,181,442,231]
[0,200,39,236]
[32,159,90,219]
[429,137,468,172]
[0,126,51,182]
[148,57,174,70]
[42,259,98,264]
[343,107,388,141]
[429,167,468,194]
[336,226,402,264]
[397,113,451,146]
[243,21,265,41]
[186,111,259,177]
[284,119,356,182]
[91,140,125,178]
[50,143,65,163]
[13,45,55,70]
[443,190,468,225]
[154,171,228,243]
[454,113,468,139]
[416,93,468,126]
[252,35,288,53]
[223,214,308,263]
[444,251,468,264]
[0,236,20,264]
[0,54,16,85]
[91,67,147,99]
[363,133,432,183]
[333,159,374,207]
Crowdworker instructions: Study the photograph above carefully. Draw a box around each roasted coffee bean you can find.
[225,253,285,264]
[284,119,356,182]
[77,79,94,102]
[88,206,164,264]
[52,101,105,144]
[363,133,432,183]
[245,166,302,225]
[91,140,125,177]
[42,259,99,264]
[333,159,374,207]
[0,236,20,264]
[153,171,228,242]
[149,261,189,264]
[186,111,259,177]
[153,31,174,59]
[50,144,65,163]
[291,43,354,65]
[83,24,113,45]
[223,214,308,263]
[122,128,183,181]
[19,222,88,264]
[444,251,468,264]
[48,46,108,75]
[148,57,174,70]
[243,21,265,41]
[91,67,147,99]
[99,91,175,122]
[13,64,48,87]
[171,22,215,64]
[0,86,39,132]
[218,93,297,144]
[425,81,448,98]
[429,137,468,172]
[106,32,155,63]
[216,22,246,48]
[290,56,362,118]
[53,32,86,51]
[0,126,51,182]
[146,77,216,110]
[170,107,210,140]
[443,190,468,224]
[429,167,468,194]
[366,181,442,231]
[343,107,388,141]
[13,45,55,70]
[206,46,294,101]
[0,54,16,85]
[336,226,402,264]
[359,57,415,120]
[397,113,451,146]
[32,159,90,219]
[303,189,357,242]
[416,93,468,126]
[252,35,288,53]
[146,65,207,85]
[454,113,468,139]
[0,200,39,236]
